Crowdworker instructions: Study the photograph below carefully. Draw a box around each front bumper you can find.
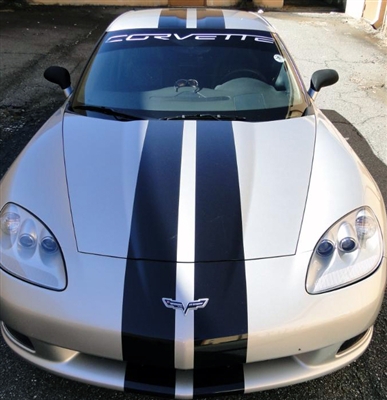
[0,322,375,398]
[1,252,386,398]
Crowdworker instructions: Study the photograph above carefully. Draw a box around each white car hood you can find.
[63,113,315,261]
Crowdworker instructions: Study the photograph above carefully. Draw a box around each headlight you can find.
[306,207,383,294]
[0,203,66,290]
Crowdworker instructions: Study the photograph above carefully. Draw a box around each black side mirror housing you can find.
[44,66,73,98]
[308,69,339,100]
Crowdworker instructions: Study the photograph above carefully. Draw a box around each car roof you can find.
[106,8,274,33]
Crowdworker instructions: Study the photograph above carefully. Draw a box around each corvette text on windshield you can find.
[105,33,274,44]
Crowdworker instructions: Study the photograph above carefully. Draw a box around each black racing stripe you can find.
[125,365,175,396]
[159,8,187,28]
[194,121,248,368]
[194,261,248,368]
[197,9,225,29]
[122,121,183,370]
[121,261,176,367]
[193,365,244,396]
[195,121,244,262]
[194,329,247,367]
[127,120,183,261]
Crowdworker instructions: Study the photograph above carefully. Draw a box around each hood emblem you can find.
[162,298,209,315]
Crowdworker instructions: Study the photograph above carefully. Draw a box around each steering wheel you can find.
[222,69,265,83]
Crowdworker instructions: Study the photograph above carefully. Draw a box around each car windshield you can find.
[71,29,309,122]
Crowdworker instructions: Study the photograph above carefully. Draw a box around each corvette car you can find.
[0,7,386,398]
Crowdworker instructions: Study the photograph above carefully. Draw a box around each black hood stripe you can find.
[123,120,248,394]
[127,120,183,261]
[195,121,245,262]
[122,121,183,370]
[159,8,188,28]
[194,121,248,368]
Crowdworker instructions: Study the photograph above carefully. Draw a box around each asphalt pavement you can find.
[0,2,386,400]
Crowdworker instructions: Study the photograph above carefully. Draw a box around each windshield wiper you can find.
[71,105,143,121]
[161,114,246,121]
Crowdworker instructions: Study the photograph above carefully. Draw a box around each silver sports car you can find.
[0,8,386,398]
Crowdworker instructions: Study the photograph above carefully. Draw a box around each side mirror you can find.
[308,69,339,100]
[44,66,73,98]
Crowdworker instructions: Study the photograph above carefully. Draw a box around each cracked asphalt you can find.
[0,3,386,400]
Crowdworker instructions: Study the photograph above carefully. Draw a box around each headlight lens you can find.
[306,207,383,294]
[0,203,66,290]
